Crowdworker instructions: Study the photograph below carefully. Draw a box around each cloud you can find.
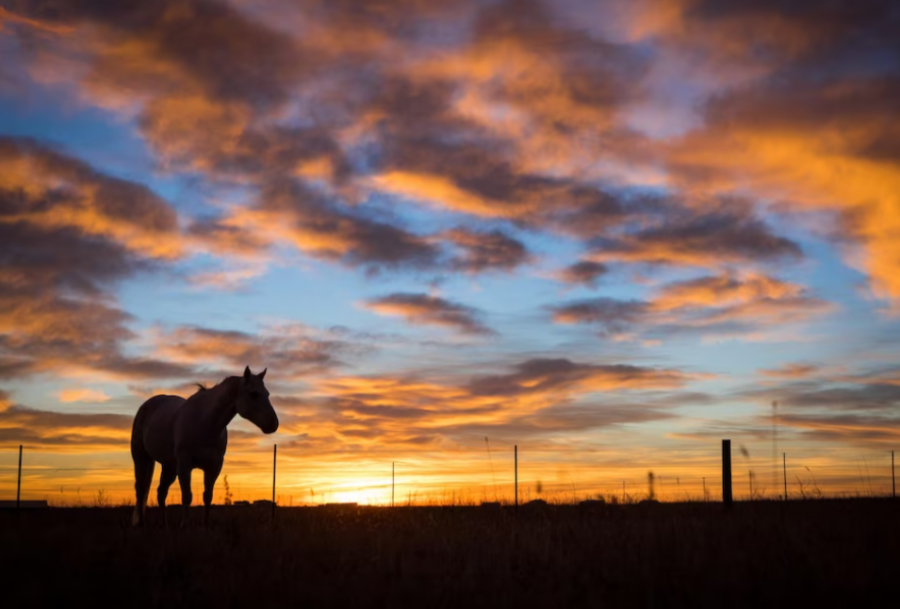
[0,399,131,451]
[773,412,900,446]
[441,227,531,273]
[57,388,111,403]
[467,357,689,396]
[0,137,192,380]
[735,359,900,447]
[644,0,900,302]
[150,323,367,380]
[551,272,832,338]
[555,260,608,287]
[363,293,495,336]
[760,363,821,379]
[551,298,648,333]
[255,180,441,271]
[278,355,693,450]
[586,204,803,268]
[768,383,900,413]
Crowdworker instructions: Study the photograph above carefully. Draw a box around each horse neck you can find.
[206,377,239,432]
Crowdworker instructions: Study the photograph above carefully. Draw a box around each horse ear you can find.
[244,366,252,380]
[259,368,267,380]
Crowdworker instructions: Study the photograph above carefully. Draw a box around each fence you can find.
[1,442,896,508]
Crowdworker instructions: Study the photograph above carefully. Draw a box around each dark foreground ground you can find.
[2,499,898,608]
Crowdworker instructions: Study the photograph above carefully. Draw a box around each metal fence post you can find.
[514,445,518,508]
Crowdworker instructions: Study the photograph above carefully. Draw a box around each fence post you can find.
[514,445,518,508]
[749,470,753,501]
[892,451,895,499]
[17,444,23,511]
[722,439,732,506]
[782,452,787,501]
[392,462,395,507]
[272,444,277,519]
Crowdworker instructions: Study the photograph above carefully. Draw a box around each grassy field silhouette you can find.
[3,498,898,607]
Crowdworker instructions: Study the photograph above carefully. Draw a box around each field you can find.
[2,499,898,608]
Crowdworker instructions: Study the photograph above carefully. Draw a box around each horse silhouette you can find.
[130,366,278,527]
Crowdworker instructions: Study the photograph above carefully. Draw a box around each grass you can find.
[2,498,898,608]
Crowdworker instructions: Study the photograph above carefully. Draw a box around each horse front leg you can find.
[177,459,193,529]
[157,463,177,529]
[203,461,223,528]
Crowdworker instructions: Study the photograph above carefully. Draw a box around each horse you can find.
[130,366,279,527]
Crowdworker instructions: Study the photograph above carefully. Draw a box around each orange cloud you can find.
[363,293,495,336]
[57,388,111,403]
[759,363,820,379]
[0,401,131,452]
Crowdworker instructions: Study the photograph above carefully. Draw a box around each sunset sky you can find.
[1,0,899,505]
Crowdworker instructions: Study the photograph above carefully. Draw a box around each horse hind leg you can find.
[203,462,223,528]
[132,453,155,528]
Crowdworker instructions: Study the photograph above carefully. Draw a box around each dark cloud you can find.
[156,324,364,380]
[588,208,803,267]
[260,180,440,271]
[471,0,642,124]
[467,357,687,397]
[551,298,648,335]
[364,293,495,336]
[442,227,530,273]
[767,383,900,412]
[555,260,608,287]
[18,0,305,108]
[550,273,830,339]
[774,412,900,445]
[685,0,900,61]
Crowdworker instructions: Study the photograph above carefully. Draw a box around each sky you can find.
[1,0,899,506]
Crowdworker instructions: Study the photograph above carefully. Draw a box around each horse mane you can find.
[192,376,238,395]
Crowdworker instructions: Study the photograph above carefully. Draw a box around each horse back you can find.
[132,394,185,464]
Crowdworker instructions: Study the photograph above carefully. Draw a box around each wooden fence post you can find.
[892,451,895,499]
[722,439,732,506]
[392,462,395,507]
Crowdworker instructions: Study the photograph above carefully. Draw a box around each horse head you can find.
[235,366,279,434]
